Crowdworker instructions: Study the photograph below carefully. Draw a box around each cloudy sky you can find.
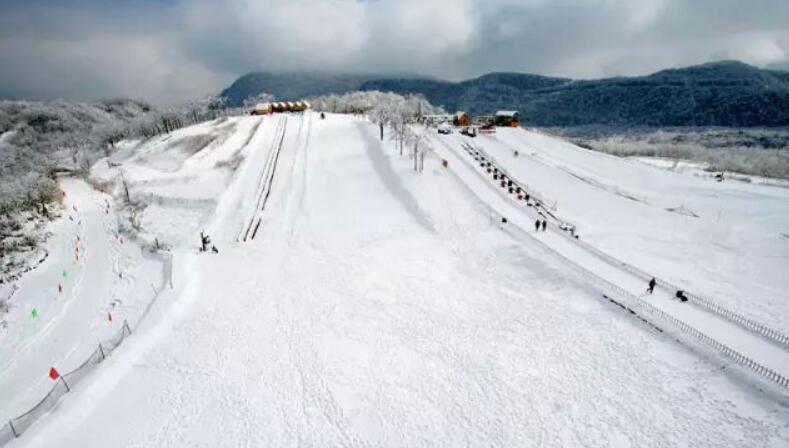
[1,0,788,104]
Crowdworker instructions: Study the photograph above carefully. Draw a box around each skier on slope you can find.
[541,220,547,232]
[535,220,540,232]
[647,277,656,294]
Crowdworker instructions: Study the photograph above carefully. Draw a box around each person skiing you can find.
[647,277,656,294]
[675,290,688,302]
[541,220,547,231]
[535,220,540,232]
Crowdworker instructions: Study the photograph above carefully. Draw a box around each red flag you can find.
[49,367,60,381]
[108,312,113,322]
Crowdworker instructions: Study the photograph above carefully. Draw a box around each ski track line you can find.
[239,115,287,241]
[234,116,278,241]
[250,114,294,241]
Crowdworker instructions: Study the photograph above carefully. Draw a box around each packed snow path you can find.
[428,131,789,386]
[0,179,162,424]
[11,113,789,447]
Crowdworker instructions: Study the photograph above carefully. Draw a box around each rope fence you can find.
[0,320,132,445]
[0,249,171,446]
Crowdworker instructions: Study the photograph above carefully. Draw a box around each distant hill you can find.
[221,61,789,127]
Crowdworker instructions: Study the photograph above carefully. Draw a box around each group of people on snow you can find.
[534,219,547,232]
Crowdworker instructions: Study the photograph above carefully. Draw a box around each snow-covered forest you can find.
[0,97,231,283]
[550,127,789,180]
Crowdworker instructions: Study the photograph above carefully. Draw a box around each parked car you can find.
[461,127,477,138]
[437,124,452,135]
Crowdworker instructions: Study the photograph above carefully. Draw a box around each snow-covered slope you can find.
[4,113,789,447]
[469,127,789,329]
[0,179,163,425]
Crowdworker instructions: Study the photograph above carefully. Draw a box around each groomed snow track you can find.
[238,115,289,242]
[428,133,789,391]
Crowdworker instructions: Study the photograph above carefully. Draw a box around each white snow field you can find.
[468,128,789,331]
[0,179,163,427]
[4,112,789,447]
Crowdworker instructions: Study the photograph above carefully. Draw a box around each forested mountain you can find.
[220,73,396,108]
[223,61,789,127]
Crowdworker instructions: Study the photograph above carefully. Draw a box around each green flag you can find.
[62,270,67,278]
[31,308,39,318]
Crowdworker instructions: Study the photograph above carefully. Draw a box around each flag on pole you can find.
[30,308,39,318]
[49,367,60,381]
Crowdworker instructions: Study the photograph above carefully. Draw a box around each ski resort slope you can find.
[478,128,789,330]
[0,179,162,425]
[427,131,789,384]
[12,112,789,447]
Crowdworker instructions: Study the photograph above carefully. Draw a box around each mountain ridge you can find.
[221,61,789,127]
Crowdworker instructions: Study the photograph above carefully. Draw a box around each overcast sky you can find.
[1,0,788,104]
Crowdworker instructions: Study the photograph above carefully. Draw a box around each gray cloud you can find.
[0,0,788,104]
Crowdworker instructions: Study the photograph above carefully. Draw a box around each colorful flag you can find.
[49,367,60,381]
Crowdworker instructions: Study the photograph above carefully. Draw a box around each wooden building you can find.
[453,111,471,127]
[494,110,520,127]
[250,101,311,115]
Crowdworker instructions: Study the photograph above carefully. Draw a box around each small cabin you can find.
[253,101,312,115]
[453,112,471,127]
[495,110,520,127]
[251,102,273,115]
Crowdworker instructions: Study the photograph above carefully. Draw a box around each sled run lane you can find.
[428,131,789,388]
[11,113,789,447]
[0,178,162,427]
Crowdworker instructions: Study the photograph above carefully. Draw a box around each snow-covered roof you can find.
[495,110,519,117]
[254,103,271,110]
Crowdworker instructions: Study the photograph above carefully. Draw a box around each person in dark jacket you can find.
[541,220,547,231]
[675,290,688,302]
[535,220,540,232]
[647,277,656,294]
[200,232,210,252]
